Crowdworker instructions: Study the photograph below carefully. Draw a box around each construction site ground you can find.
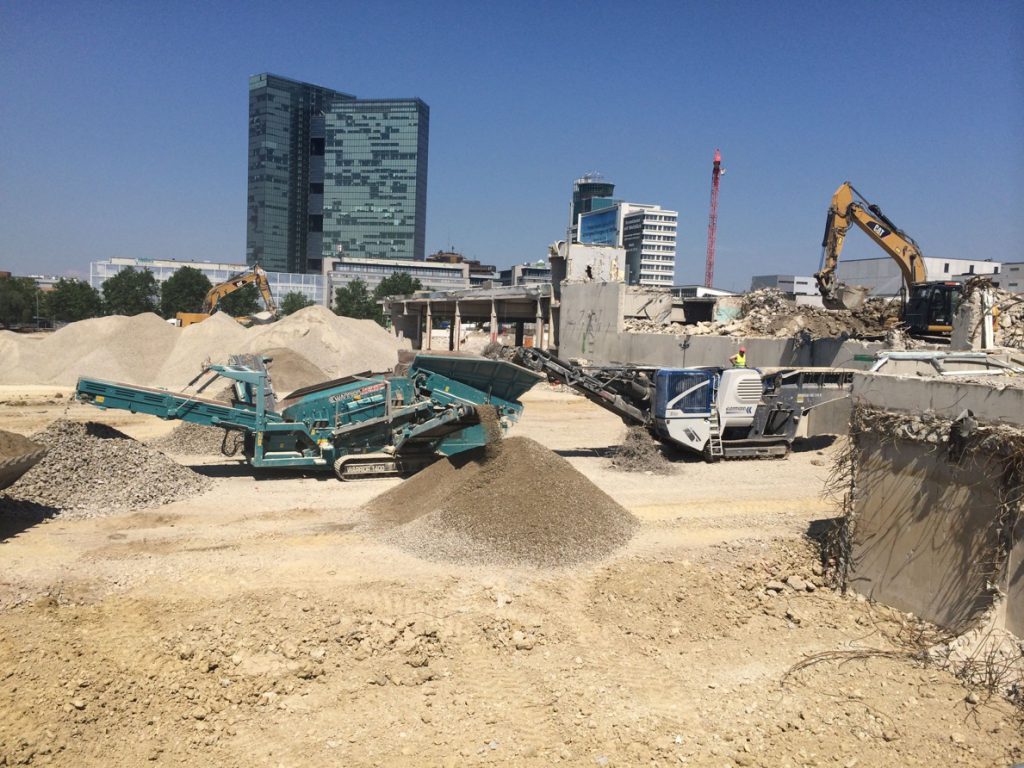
[1,384,1020,767]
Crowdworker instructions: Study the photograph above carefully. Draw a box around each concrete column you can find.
[490,300,498,343]
[514,321,525,347]
[454,301,462,351]
[535,300,544,349]
[425,301,432,351]
[547,299,556,350]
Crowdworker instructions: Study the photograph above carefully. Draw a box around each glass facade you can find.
[246,74,428,274]
[322,99,429,262]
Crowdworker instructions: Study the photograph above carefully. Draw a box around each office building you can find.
[247,74,429,274]
[501,261,552,286]
[578,202,677,287]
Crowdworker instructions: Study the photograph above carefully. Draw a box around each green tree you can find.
[102,267,159,316]
[0,276,40,326]
[333,278,378,320]
[280,290,314,315]
[46,278,102,323]
[373,272,422,301]
[218,283,260,317]
[160,266,212,318]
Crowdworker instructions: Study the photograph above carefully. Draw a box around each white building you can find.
[991,261,1023,293]
[324,256,470,302]
[578,202,677,287]
[750,275,820,296]
[835,257,1001,296]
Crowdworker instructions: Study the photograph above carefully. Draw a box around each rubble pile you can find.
[625,288,899,340]
[957,278,1024,349]
[1,420,211,516]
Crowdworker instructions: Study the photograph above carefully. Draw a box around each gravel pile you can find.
[369,436,638,568]
[610,426,675,474]
[1,420,211,516]
[149,423,238,456]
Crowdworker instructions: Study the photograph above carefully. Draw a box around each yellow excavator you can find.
[814,182,962,336]
[176,265,280,328]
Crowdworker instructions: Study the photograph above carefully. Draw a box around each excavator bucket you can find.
[822,284,870,311]
[0,432,47,492]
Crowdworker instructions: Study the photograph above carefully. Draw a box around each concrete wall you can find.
[848,435,1004,629]
[558,282,884,368]
[852,373,1024,427]
[847,374,1024,634]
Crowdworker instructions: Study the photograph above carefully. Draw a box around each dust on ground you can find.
[0,386,1020,767]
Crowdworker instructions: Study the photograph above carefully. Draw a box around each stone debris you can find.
[624,288,900,340]
[1,420,211,516]
[369,436,639,568]
[953,277,1024,350]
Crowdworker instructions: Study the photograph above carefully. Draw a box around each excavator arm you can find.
[177,265,280,327]
[815,182,928,310]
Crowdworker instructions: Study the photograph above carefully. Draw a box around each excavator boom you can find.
[177,265,280,327]
[815,182,927,310]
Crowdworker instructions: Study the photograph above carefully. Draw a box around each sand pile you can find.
[1,420,211,516]
[369,436,638,568]
[0,305,408,390]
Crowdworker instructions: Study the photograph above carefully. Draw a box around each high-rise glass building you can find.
[246,74,428,274]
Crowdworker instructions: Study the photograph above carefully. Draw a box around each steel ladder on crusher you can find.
[707,374,724,458]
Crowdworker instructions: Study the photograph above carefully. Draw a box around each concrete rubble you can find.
[624,288,901,340]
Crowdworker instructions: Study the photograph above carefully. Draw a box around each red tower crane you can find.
[704,148,723,288]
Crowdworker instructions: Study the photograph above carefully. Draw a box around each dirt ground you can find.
[0,384,1021,767]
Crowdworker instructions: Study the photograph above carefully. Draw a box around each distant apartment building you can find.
[247,73,429,274]
[578,202,677,287]
[751,275,820,296]
[426,250,497,286]
[998,262,1024,292]
[501,262,552,286]
[835,257,1001,296]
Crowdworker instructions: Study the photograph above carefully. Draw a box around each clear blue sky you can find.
[1,1,1021,290]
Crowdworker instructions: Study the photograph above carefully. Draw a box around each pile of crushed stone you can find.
[625,288,899,340]
[150,422,239,456]
[368,436,638,568]
[610,426,675,474]
[956,277,1024,350]
[1,420,211,516]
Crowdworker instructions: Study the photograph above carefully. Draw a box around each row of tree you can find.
[1,266,422,328]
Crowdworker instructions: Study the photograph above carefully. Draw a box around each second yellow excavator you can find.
[176,264,280,328]
[814,182,962,336]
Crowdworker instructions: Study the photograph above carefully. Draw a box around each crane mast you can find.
[704,148,722,288]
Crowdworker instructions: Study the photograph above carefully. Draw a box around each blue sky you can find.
[1,1,1021,290]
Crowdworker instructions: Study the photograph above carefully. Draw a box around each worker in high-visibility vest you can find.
[729,346,747,368]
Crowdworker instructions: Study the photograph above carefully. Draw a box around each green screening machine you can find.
[75,354,540,480]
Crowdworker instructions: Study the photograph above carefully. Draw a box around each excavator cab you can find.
[904,282,962,336]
